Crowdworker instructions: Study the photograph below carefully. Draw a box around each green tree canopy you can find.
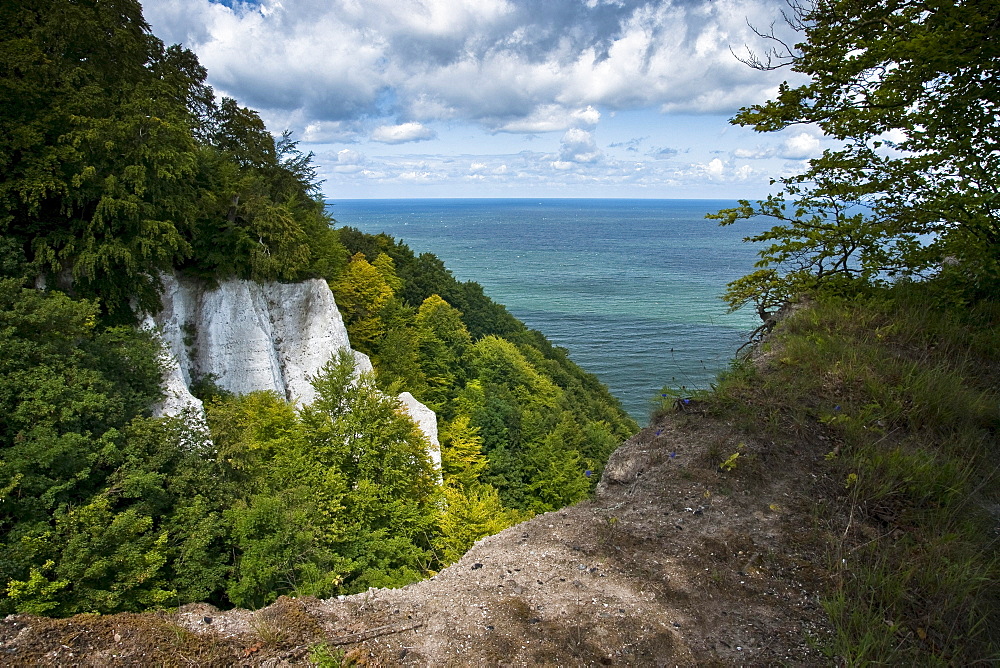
[330,253,397,350]
[1,0,345,319]
[713,0,1000,314]
[0,0,202,314]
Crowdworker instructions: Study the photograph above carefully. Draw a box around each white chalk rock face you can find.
[398,392,441,468]
[148,272,438,457]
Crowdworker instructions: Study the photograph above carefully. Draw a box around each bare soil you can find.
[0,410,841,666]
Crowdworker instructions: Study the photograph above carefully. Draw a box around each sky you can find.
[145,0,822,199]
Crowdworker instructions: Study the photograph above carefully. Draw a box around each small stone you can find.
[471,563,484,570]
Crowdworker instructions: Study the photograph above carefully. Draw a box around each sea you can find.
[327,199,770,425]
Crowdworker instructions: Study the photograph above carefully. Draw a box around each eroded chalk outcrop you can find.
[146,272,439,464]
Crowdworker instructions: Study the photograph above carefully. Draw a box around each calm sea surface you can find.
[328,199,769,424]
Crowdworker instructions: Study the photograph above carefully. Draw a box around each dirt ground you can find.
[0,410,841,666]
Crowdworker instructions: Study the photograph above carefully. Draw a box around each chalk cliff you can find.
[146,272,439,464]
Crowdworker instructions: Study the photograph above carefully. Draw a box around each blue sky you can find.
[146,0,823,199]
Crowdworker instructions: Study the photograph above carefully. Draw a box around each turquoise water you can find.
[328,199,769,424]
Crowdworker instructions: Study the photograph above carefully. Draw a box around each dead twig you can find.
[329,621,424,646]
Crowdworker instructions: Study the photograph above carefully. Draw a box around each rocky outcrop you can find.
[146,272,439,464]
[398,392,439,454]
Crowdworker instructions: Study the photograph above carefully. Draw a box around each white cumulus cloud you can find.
[557,127,602,164]
[335,149,364,165]
[142,0,808,196]
[371,122,437,144]
[500,105,601,133]
[733,146,776,159]
[780,132,823,160]
[328,148,366,173]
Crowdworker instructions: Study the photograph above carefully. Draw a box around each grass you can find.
[708,281,1000,665]
[309,640,347,667]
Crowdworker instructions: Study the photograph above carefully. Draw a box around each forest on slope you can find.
[0,0,636,616]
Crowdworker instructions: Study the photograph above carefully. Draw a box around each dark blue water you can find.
[328,199,769,424]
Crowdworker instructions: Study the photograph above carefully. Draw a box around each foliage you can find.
[711,13,1000,655]
[413,295,471,411]
[309,641,347,668]
[206,351,441,608]
[0,0,345,321]
[435,416,529,563]
[329,253,397,351]
[182,127,345,285]
[3,407,230,616]
[335,227,525,340]
[712,0,1000,315]
[0,279,165,532]
[1,0,195,315]
[0,341,446,614]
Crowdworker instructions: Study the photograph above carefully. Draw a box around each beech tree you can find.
[713,0,1000,315]
[435,416,527,563]
[330,253,398,350]
[1,1,345,318]
[414,294,471,412]
[0,0,201,315]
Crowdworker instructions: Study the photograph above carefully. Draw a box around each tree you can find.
[0,280,163,530]
[299,351,440,593]
[439,416,490,490]
[330,253,396,349]
[526,420,592,513]
[414,295,471,412]
[0,0,206,316]
[435,416,528,563]
[1,0,640,616]
[371,298,428,397]
[712,0,1000,315]
[3,411,231,616]
[1,1,344,313]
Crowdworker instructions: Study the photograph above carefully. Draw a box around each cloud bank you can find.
[146,0,796,142]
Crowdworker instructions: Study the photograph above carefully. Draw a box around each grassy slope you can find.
[702,282,1000,664]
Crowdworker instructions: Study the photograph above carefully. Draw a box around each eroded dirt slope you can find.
[0,411,838,666]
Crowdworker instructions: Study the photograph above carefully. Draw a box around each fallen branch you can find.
[329,621,424,646]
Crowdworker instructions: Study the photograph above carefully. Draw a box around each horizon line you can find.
[325,196,746,202]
